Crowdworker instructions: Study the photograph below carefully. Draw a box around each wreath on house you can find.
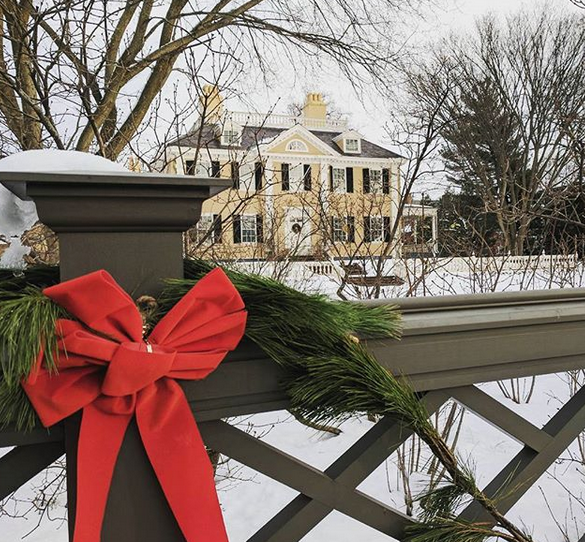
[0,259,533,542]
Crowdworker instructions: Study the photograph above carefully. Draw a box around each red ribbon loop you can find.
[23,268,247,542]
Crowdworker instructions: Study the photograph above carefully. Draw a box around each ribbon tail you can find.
[136,379,228,542]
[73,402,132,542]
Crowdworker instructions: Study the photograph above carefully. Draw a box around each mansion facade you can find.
[162,87,437,260]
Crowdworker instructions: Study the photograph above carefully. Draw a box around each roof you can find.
[169,124,402,160]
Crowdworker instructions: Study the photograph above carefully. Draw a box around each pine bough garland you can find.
[0,260,533,542]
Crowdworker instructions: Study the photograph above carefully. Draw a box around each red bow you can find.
[23,268,247,542]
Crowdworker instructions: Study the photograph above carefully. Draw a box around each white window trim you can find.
[241,214,258,244]
[194,214,213,244]
[288,163,306,193]
[369,169,384,194]
[368,216,385,243]
[236,161,256,193]
[344,138,361,154]
[286,139,309,153]
[332,216,348,243]
[332,167,347,193]
[222,128,242,146]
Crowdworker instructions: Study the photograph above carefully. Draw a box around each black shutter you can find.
[363,168,370,193]
[303,164,312,191]
[211,161,221,178]
[256,214,264,243]
[255,162,264,190]
[212,214,222,244]
[233,215,241,244]
[364,216,371,243]
[329,165,334,191]
[281,163,290,191]
[382,169,390,194]
[383,216,391,242]
[330,216,336,242]
[185,160,195,175]
[346,167,354,193]
[347,216,355,243]
[231,161,240,189]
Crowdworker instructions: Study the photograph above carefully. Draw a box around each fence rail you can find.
[4,287,585,540]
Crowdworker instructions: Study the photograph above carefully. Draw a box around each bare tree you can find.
[0,0,425,160]
[403,9,585,256]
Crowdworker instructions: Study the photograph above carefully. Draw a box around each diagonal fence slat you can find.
[450,385,552,452]
[200,420,416,539]
[246,390,450,542]
[0,442,65,500]
[460,384,585,522]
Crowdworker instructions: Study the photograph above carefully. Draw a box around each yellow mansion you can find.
[163,87,437,261]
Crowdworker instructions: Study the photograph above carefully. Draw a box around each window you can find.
[344,138,360,153]
[331,216,355,243]
[329,166,354,192]
[281,163,311,192]
[184,160,211,176]
[331,217,347,243]
[286,139,308,152]
[193,214,222,244]
[289,164,305,192]
[402,216,434,246]
[369,169,383,193]
[364,216,389,243]
[233,214,263,244]
[369,216,385,242]
[331,167,346,193]
[222,128,241,146]
[233,162,256,192]
[363,168,390,194]
[241,215,257,243]
[402,216,416,245]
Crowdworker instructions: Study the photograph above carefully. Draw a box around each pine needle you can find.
[0,266,63,429]
[0,286,65,385]
[406,517,512,542]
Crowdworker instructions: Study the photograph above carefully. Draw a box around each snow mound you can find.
[0,149,126,173]
[0,150,126,268]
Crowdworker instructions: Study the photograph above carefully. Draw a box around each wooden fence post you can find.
[2,169,229,541]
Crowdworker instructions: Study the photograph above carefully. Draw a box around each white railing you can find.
[226,111,348,132]
[402,254,579,275]
[221,260,345,285]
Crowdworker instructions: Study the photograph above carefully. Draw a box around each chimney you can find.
[199,84,224,125]
[302,92,327,120]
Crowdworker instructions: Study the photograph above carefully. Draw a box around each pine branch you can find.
[0,260,534,542]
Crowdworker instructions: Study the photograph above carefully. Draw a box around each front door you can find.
[285,208,312,256]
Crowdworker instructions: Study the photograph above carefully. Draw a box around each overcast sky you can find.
[227,0,581,155]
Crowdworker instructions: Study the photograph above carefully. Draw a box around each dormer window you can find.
[287,139,309,152]
[333,130,362,154]
[221,121,242,146]
[344,138,360,153]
